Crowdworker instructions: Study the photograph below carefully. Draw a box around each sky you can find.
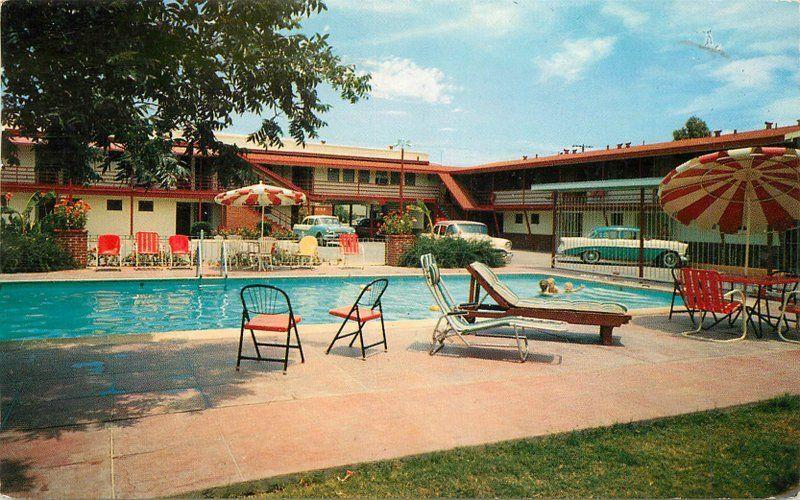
[226,0,800,166]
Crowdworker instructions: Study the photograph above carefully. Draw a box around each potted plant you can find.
[51,195,91,267]
[380,207,417,266]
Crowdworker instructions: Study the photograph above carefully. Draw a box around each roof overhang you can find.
[527,177,663,192]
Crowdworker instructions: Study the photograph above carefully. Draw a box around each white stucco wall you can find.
[502,211,552,235]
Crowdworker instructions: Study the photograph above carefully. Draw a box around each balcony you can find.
[312,180,440,201]
[1,163,222,193]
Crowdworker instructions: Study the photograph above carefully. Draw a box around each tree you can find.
[673,116,711,140]
[1,0,370,188]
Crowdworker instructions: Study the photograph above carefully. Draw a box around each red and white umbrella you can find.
[214,182,306,207]
[658,146,800,272]
[215,182,307,239]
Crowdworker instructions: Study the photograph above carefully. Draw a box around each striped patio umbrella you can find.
[215,182,307,239]
[658,146,800,272]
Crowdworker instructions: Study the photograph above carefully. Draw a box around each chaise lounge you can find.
[421,254,567,361]
[465,262,631,346]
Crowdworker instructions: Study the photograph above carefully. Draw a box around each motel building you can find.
[1,123,798,277]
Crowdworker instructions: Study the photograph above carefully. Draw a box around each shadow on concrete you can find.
[0,458,37,492]
[406,341,562,364]
[0,334,288,440]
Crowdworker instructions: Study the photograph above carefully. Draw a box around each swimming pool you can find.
[0,274,675,341]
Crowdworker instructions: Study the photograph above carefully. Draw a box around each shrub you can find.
[0,230,75,273]
[399,236,504,268]
[190,221,215,238]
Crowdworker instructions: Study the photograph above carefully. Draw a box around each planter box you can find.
[54,229,88,268]
[385,234,415,266]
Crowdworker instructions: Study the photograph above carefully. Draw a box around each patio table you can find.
[720,274,800,336]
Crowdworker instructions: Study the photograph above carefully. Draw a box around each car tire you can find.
[581,249,601,264]
[659,251,681,269]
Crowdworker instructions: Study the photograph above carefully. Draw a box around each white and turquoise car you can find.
[558,226,688,268]
[292,215,354,246]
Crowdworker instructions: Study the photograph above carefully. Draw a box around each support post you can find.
[638,187,645,278]
[550,192,558,269]
[129,193,134,236]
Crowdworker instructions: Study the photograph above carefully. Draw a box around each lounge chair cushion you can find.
[782,303,799,315]
[244,314,301,332]
[328,306,381,322]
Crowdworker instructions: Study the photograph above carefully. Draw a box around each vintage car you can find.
[292,215,355,246]
[557,226,688,268]
[432,220,513,258]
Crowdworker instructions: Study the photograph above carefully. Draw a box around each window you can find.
[342,169,355,183]
[327,168,340,182]
[404,173,416,186]
[605,231,619,239]
[610,212,624,226]
[514,213,539,225]
[427,173,438,182]
[390,172,400,185]
[106,199,123,211]
[445,225,458,235]
[514,213,523,224]
[358,170,370,183]
[138,200,154,212]
[375,171,388,185]
[530,213,540,225]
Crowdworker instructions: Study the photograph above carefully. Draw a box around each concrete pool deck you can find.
[1,314,799,498]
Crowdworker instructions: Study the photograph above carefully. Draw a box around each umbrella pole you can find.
[744,193,751,276]
[259,205,266,271]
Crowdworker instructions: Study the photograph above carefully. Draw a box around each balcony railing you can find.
[493,188,655,207]
[1,163,225,192]
[312,180,439,200]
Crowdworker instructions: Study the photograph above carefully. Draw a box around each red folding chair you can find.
[326,278,388,359]
[339,233,364,268]
[167,235,192,268]
[96,234,122,269]
[680,268,754,342]
[134,231,161,268]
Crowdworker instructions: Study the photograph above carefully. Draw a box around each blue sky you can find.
[227,0,799,166]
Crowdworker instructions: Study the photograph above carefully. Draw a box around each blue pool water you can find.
[0,274,674,341]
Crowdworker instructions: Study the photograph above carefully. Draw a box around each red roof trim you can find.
[455,125,800,174]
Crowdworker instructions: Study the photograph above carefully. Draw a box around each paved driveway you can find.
[1,315,799,497]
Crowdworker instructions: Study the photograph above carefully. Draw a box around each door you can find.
[175,203,192,235]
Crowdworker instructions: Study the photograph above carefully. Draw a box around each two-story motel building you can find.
[2,123,799,263]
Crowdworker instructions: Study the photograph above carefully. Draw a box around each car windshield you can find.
[318,217,341,225]
[455,223,487,235]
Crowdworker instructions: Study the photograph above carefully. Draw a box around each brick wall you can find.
[225,206,261,231]
[385,234,414,266]
[502,232,552,252]
[55,229,88,268]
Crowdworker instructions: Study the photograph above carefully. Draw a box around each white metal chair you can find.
[420,253,566,362]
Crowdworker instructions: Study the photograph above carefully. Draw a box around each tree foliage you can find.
[1,0,370,187]
[673,116,711,140]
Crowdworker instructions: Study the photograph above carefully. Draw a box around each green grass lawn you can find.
[196,396,800,498]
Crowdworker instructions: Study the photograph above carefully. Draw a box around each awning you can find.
[527,177,664,192]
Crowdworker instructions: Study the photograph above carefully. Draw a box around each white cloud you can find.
[362,57,456,104]
[762,96,800,126]
[600,3,648,29]
[325,0,416,14]
[677,55,797,115]
[711,55,795,89]
[535,37,617,83]
[439,127,456,132]
[452,107,465,113]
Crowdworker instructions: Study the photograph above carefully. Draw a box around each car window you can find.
[319,217,340,225]
[622,230,636,239]
[445,225,458,235]
[456,224,488,235]
[605,231,619,239]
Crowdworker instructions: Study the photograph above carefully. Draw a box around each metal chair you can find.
[668,266,693,321]
[777,290,799,343]
[326,279,389,359]
[420,254,567,362]
[167,235,192,268]
[96,234,122,269]
[680,268,754,342]
[339,233,364,269]
[237,284,305,372]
